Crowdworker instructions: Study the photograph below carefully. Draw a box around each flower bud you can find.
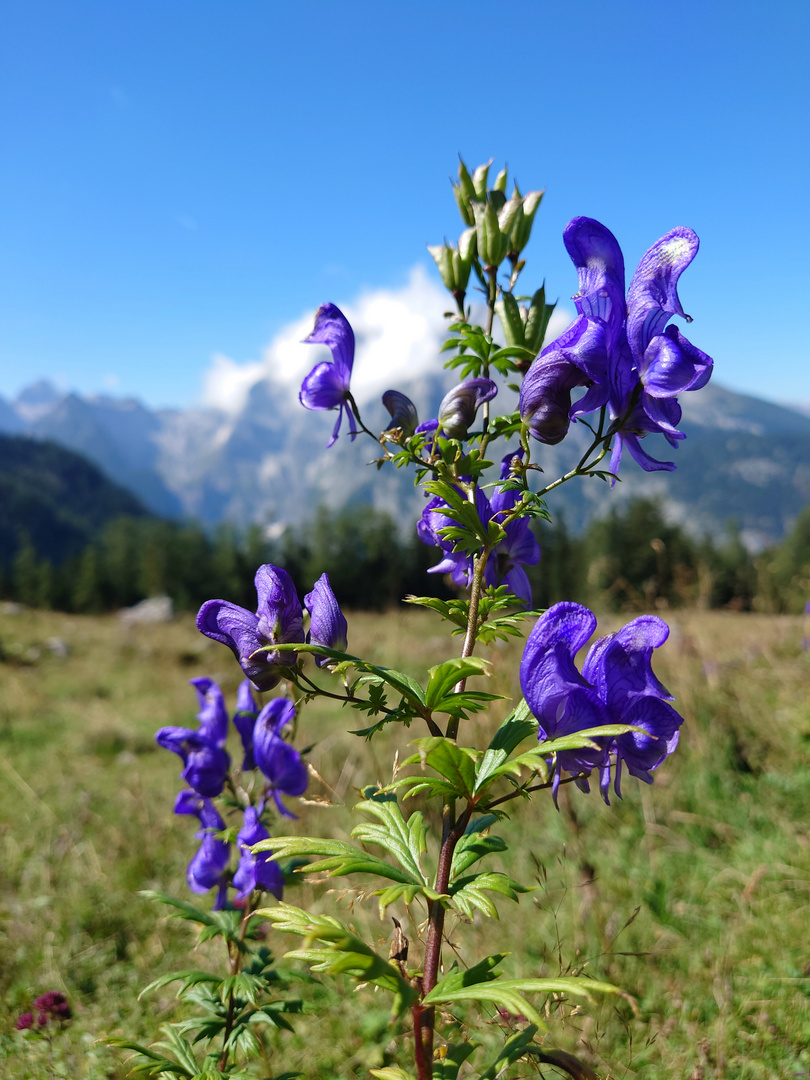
[495,292,526,348]
[382,390,419,437]
[471,159,492,199]
[437,378,498,439]
[509,189,544,255]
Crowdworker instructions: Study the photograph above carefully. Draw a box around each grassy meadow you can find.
[1,604,809,1079]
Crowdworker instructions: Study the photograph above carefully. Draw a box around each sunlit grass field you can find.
[1,605,809,1079]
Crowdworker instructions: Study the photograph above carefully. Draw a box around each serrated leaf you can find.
[474,701,538,794]
[424,657,490,711]
[448,872,530,919]
[405,738,478,800]
[257,903,417,1016]
[259,835,421,887]
[450,824,507,878]
[352,788,427,884]
[373,882,424,917]
[138,970,220,1001]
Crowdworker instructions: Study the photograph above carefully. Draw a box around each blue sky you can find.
[1,0,808,410]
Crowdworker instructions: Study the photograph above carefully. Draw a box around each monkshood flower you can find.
[304,572,348,666]
[520,602,683,802]
[197,564,304,691]
[253,697,308,817]
[155,677,231,797]
[175,790,230,906]
[233,679,258,770]
[232,804,284,900]
[519,217,712,475]
[299,302,357,447]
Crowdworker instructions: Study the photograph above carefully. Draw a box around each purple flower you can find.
[155,678,231,797]
[253,698,308,817]
[233,679,258,771]
[33,992,72,1023]
[304,573,348,666]
[16,1012,34,1030]
[300,303,357,447]
[520,602,683,802]
[520,217,712,477]
[175,790,231,904]
[437,378,498,439]
[232,805,284,900]
[197,564,304,691]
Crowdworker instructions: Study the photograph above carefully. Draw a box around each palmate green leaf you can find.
[424,657,490,711]
[369,1068,417,1080]
[252,835,421,888]
[257,903,417,1016]
[404,737,478,801]
[353,788,428,881]
[447,872,531,919]
[450,816,507,877]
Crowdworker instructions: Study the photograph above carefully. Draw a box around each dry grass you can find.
[1,606,809,1078]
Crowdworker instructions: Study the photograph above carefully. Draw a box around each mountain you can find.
[1,377,809,551]
[0,434,151,567]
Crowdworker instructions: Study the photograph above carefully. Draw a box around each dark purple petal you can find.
[174,789,204,816]
[232,807,284,900]
[520,602,597,739]
[613,696,683,783]
[641,325,712,397]
[182,743,230,798]
[583,616,672,708]
[519,352,590,445]
[304,573,348,665]
[382,390,419,435]
[233,679,258,771]
[186,801,229,894]
[198,565,303,691]
[437,378,498,439]
[623,431,677,473]
[563,217,626,352]
[299,360,351,411]
[626,227,700,365]
[253,698,307,815]
[16,1012,34,1030]
[254,564,304,645]
[302,302,355,380]
[189,677,228,747]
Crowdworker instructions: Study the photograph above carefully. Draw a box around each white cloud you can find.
[200,266,576,416]
[202,352,266,415]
